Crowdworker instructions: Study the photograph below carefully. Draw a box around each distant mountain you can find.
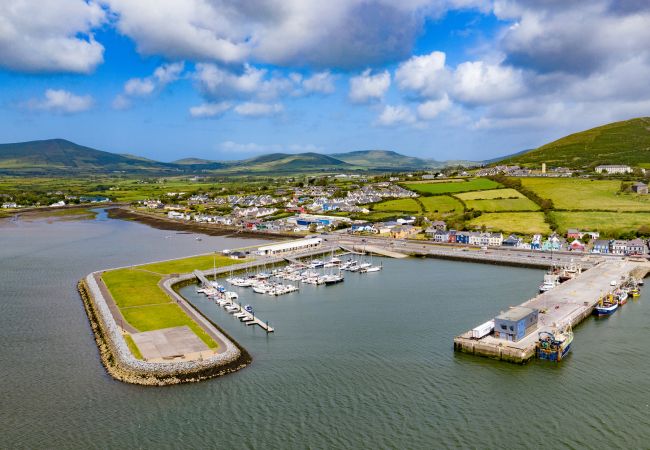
[500,117,650,168]
[227,152,352,173]
[0,139,180,175]
[0,138,474,176]
[332,149,439,169]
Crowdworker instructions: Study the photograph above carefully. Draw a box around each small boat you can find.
[539,272,560,293]
[195,237,202,241]
[360,265,382,273]
[537,327,573,362]
[617,290,628,305]
[252,285,268,294]
[244,304,254,313]
[629,288,640,298]
[593,295,618,316]
[322,274,344,285]
[637,279,644,286]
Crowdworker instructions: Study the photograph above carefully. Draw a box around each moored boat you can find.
[537,327,573,362]
[593,294,618,316]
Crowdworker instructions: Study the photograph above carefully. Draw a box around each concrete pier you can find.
[454,259,649,363]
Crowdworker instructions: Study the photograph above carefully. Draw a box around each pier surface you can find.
[454,259,648,363]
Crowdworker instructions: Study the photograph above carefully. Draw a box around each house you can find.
[531,234,542,250]
[447,230,457,243]
[351,223,375,233]
[631,182,648,195]
[390,225,417,239]
[569,239,586,252]
[592,240,610,254]
[542,234,562,251]
[611,240,628,255]
[424,226,438,238]
[502,234,522,247]
[595,165,632,174]
[433,230,450,243]
[373,222,394,235]
[430,220,447,231]
[468,232,481,246]
[566,228,582,240]
[487,232,503,247]
[229,251,247,260]
[456,231,470,244]
[626,238,647,255]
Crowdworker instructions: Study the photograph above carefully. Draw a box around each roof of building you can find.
[496,306,537,322]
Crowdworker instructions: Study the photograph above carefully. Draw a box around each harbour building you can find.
[493,307,539,342]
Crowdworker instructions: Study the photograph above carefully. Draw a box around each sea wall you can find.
[79,273,251,386]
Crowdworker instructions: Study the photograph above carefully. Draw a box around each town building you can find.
[594,165,632,174]
[611,240,628,255]
[569,239,586,252]
[592,240,610,254]
[502,234,522,247]
[626,238,647,255]
[494,307,539,342]
[256,237,322,256]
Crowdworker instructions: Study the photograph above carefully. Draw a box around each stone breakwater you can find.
[79,272,251,386]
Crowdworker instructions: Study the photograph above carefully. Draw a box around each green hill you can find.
[0,139,180,175]
[227,153,352,173]
[332,150,439,169]
[502,117,650,168]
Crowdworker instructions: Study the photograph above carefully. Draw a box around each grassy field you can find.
[101,254,245,351]
[468,212,551,234]
[371,198,422,213]
[550,211,650,236]
[120,304,218,349]
[138,253,245,275]
[404,178,501,194]
[520,178,650,211]
[102,269,170,308]
[419,195,464,215]
[455,188,525,201]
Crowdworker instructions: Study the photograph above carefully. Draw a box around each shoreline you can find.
[108,206,296,240]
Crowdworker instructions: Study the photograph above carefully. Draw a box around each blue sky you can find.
[1,1,649,162]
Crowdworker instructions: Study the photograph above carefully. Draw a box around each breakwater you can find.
[79,273,250,386]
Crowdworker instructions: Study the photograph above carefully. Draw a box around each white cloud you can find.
[115,62,184,107]
[189,101,232,118]
[376,104,416,127]
[452,60,525,105]
[233,102,283,117]
[302,71,336,94]
[220,140,322,154]
[102,0,438,69]
[349,69,391,103]
[0,0,105,73]
[395,51,450,98]
[27,89,94,114]
[417,95,452,119]
[194,63,294,101]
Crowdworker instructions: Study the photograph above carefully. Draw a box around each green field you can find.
[550,211,650,236]
[455,188,539,212]
[138,253,245,275]
[371,198,422,213]
[468,212,551,234]
[101,254,245,352]
[404,178,502,194]
[419,195,464,215]
[520,178,650,211]
[455,188,525,201]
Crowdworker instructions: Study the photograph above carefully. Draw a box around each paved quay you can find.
[453,259,649,362]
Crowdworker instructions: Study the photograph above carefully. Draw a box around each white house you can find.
[595,165,632,174]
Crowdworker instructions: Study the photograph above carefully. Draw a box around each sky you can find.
[1,0,650,162]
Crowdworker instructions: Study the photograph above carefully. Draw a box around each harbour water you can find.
[1,210,649,448]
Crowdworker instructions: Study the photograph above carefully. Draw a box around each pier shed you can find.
[494,307,538,342]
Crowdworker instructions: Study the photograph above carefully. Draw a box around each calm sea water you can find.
[1,210,648,449]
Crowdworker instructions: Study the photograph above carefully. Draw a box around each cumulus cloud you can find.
[301,72,336,94]
[395,51,450,98]
[26,89,94,114]
[189,101,232,118]
[102,0,430,69]
[349,69,391,103]
[376,104,416,127]
[233,102,283,117]
[0,0,105,73]
[417,95,452,119]
[194,63,295,101]
[114,62,184,108]
[452,60,525,105]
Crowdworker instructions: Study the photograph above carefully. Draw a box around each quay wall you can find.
[79,273,250,386]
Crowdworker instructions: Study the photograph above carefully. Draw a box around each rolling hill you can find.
[0,139,181,175]
[501,117,650,168]
[331,150,439,170]
[227,152,352,173]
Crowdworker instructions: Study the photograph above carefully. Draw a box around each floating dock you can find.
[454,259,650,363]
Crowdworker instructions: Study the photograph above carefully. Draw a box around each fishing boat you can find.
[593,294,618,316]
[539,272,560,293]
[629,287,640,298]
[617,290,628,305]
[537,326,573,362]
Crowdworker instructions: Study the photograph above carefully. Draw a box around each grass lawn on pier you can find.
[101,253,248,351]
